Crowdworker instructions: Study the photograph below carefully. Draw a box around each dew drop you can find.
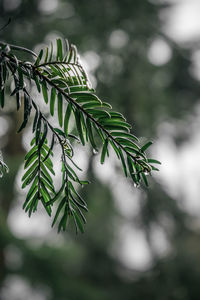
[93,149,98,155]
[134,182,140,188]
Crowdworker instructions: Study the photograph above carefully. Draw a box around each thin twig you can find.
[0,41,37,57]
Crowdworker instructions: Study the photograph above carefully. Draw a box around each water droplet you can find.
[0,172,3,178]
[144,171,149,176]
[93,149,98,155]
[134,183,140,188]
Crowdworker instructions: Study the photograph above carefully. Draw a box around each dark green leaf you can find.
[102,102,112,109]
[40,164,53,183]
[127,156,137,183]
[35,49,43,66]
[92,110,111,119]
[99,118,131,129]
[103,124,129,132]
[115,137,140,150]
[68,181,87,207]
[43,159,55,175]
[50,87,56,116]
[74,109,85,145]
[110,131,139,142]
[109,112,126,120]
[109,140,120,159]
[22,160,38,181]
[32,109,39,133]
[49,42,53,61]
[41,80,48,104]
[67,156,82,171]
[118,148,127,177]
[70,192,88,212]
[46,183,65,206]
[44,47,49,63]
[141,141,153,152]
[26,193,38,216]
[58,206,69,232]
[125,147,146,159]
[33,73,41,93]
[147,158,161,165]
[57,92,63,127]
[43,134,54,162]
[64,103,72,136]
[56,39,63,61]
[100,139,108,164]
[41,170,53,185]
[41,176,55,194]
[82,101,102,109]
[86,118,98,151]
[141,173,148,187]
[23,180,38,209]
[150,166,159,171]
[22,167,38,188]
[0,88,5,108]
[72,210,84,233]
[25,145,38,160]
[17,92,32,132]
[67,164,82,184]
[24,151,38,169]
[38,121,48,150]
[52,197,66,227]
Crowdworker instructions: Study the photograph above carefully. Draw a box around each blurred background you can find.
[1,0,200,299]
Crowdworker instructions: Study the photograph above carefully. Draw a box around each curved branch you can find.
[0,41,37,57]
